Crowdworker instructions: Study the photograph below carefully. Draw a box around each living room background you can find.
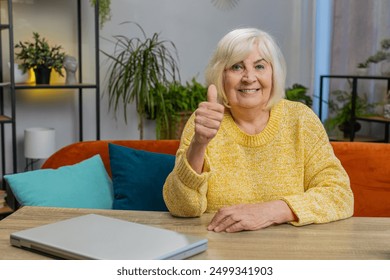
[1,0,316,172]
[3,0,389,172]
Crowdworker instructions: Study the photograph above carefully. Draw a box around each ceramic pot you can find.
[8,63,30,83]
[338,121,361,138]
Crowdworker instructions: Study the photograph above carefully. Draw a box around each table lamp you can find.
[24,127,56,171]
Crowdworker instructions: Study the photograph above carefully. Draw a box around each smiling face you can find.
[223,46,273,114]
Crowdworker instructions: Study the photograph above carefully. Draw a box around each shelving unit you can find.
[0,0,100,209]
[319,75,390,142]
[0,1,17,183]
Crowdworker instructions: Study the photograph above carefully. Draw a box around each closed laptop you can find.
[10,214,207,260]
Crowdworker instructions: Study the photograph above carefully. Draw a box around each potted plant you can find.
[325,89,376,138]
[101,22,180,139]
[285,83,313,107]
[14,32,66,84]
[151,78,207,139]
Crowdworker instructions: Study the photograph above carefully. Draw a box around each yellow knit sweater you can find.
[163,99,354,226]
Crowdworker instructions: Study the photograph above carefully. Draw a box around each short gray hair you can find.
[205,28,286,109]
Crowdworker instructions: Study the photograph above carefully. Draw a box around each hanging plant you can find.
[90,0,111,29]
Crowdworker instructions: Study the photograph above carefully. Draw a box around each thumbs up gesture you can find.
[193,84,225,145]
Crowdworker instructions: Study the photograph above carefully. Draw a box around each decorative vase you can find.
[34,66,51,84]
[338,121,361,138]
[8,62,30,83]
[380,58,390,77]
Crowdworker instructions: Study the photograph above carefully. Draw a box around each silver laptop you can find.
[10,214,207,260]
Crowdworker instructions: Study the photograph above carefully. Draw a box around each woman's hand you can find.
[187,84,225,174]
[193,84,225,145]
[207,200,296,233]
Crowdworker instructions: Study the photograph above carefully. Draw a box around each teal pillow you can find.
[109,143,174,211]
[4,155,113,209]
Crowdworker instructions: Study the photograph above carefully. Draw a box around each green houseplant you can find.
[89,0,111,29]
[366,38,390,64]
[152,78,207,139]
[15,32,65,84]
[325,89,376,137]
[358,38,390,73]
[102,22,180,139]
[285,83,313,107]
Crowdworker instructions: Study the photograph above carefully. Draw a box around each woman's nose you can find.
[241,68,256,83]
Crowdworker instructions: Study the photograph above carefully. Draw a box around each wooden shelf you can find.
[0,24,10,30]
[0,204,13,218]
[0,82,10,87]
[0,115,12,123]
[356,116,390,123]
[15,83,98,90]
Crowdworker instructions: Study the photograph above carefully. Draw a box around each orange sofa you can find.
[42,140,390,217]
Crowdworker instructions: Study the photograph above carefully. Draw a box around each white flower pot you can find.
[8,62,30,84]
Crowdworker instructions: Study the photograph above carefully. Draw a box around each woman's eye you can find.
[255,64,265,70]
[231,64,243,71]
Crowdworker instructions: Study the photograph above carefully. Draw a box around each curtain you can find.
[331,0,390,94]
[328,0,390,138]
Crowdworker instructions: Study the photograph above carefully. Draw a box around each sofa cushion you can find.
[331,142,390,217]
[42,140,180,176]
[109,143,174,211]
[4,155,113,209]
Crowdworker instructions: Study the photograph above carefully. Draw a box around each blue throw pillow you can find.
[4,155,113,209]
[108,143,174,211]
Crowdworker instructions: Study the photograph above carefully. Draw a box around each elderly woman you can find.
[163,28,353,233]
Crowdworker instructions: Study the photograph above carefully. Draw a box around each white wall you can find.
[1,0,316,172]
[99,0,315,140]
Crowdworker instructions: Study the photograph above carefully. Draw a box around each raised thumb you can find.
[207,84,218,103]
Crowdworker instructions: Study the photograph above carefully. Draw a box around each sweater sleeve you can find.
[163,114,210,217]
[280,108,354,226]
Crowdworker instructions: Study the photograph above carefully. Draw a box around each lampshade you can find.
[24,127,56,159]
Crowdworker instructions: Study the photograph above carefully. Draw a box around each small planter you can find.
[338,121,361,138]
[34,66,51,84]
[158,111,192,140]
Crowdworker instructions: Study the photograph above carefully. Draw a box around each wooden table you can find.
[0,206,389,260]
